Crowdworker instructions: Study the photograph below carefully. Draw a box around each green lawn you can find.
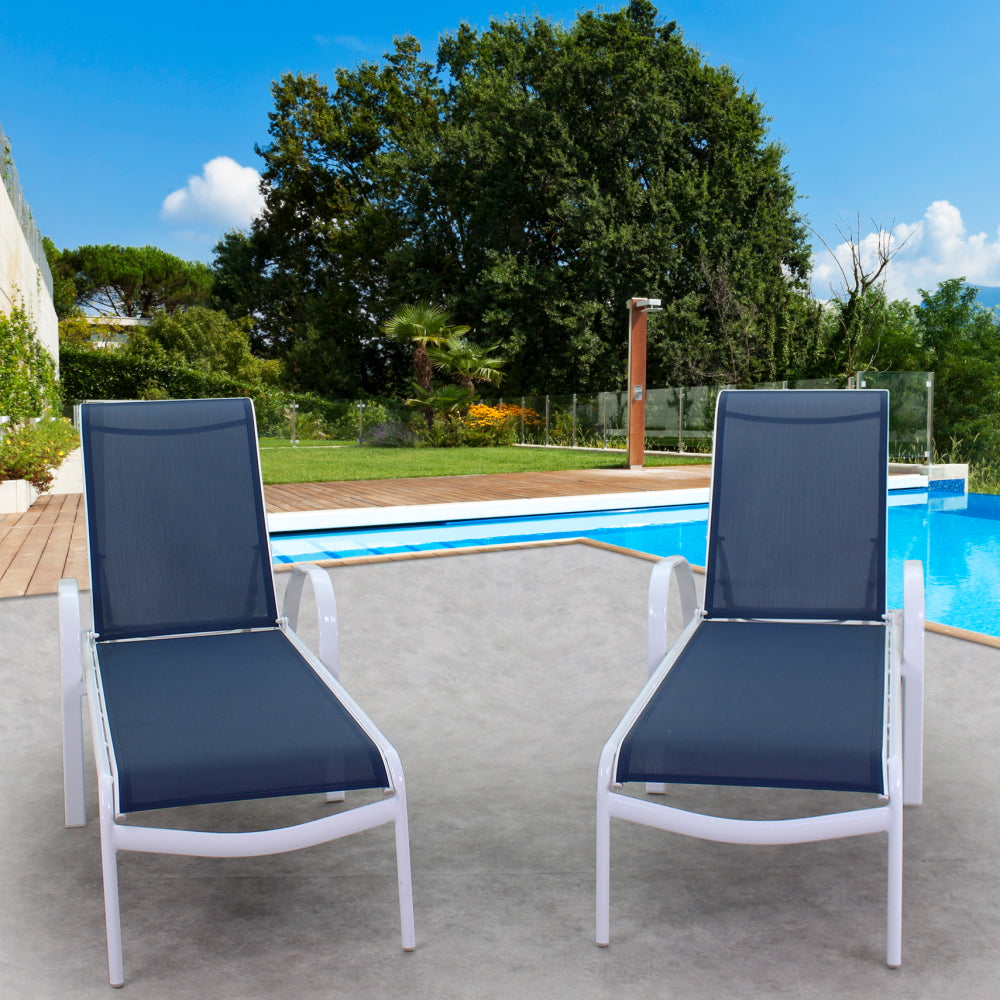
[258,443,709,484]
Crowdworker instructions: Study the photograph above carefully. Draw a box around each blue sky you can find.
[3,0,1000,302]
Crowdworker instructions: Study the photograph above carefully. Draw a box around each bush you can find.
[344,400,410,441]
[1,307,60,422]
[365,421,419,448]
[59,348,344,439]
[459,403,523,446]
[0,416,79,490]
[254,391,355,438]
[59,345,249,403]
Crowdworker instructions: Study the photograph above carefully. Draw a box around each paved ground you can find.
[2,544,998,998]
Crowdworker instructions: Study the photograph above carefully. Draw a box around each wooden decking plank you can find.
[0,464,711,598]
[26,520,75,596]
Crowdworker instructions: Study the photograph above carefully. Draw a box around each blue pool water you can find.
[272,490,1000,638]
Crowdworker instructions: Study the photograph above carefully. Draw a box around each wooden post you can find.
[627,298,649,469]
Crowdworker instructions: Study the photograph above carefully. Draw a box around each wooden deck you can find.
[0,465,710,599]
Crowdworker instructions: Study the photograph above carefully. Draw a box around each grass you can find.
[258,443,709,484]
[259,437,356,448]
[969,462,1000,494]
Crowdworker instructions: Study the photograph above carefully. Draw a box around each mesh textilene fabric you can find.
[98,630,389,812]
[82,398,278,640]
[704,390,888,621]
[616,620,886,792]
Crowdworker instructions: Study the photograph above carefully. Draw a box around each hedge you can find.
[57,346,391,437]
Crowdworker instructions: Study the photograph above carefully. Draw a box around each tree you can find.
[211,229,271,355]
[428,335,504,395]
[381,302,469,429]
[234,1,815,397]
[381,303,469,393]
[61,245,213,318]
[124,307,281,385]
[915,278,1000,461]
[813,216,915,375]
[42,237,82,320]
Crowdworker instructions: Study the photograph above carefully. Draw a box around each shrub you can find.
[347,400,410,441]
[460,403,529,446]
[0,307,60,422]
[0,416,79,490]
[59,344,248,403]
[287,407,328,440]
[58,348,349,439]
[365,421,419,448]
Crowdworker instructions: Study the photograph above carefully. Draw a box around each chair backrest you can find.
[81,398,278,641]
[704,389,888,621]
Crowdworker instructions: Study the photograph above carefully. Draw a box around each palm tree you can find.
[406,383,476,427]
[381,303,470,394]
[382,303,470,432]
[427,335,505,396]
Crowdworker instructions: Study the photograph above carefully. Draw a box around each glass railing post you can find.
[678,388,684,452]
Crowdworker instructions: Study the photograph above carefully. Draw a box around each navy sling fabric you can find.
[97,630,389,813]
[705,390,888,621]
[616,620,886,793]
[82,399,278,640]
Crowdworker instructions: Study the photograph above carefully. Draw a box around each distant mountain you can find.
[972,285,1000,309]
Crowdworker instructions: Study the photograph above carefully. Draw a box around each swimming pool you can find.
[271,488,999,639]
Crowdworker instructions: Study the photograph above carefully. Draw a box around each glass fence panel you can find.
[752,377,845,390]
[545,394,576,446]
[677,385,719,453]
[573,394,606,447]
[599,391,629,449]
[511,372,931,458]
[643,387,680,450]
[516,397,548,444]
[857,371,932,463]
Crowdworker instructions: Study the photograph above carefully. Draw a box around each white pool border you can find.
[268,473,928,534]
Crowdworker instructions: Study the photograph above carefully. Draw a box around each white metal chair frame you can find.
[597,549,925,968]
[61,561,415,987]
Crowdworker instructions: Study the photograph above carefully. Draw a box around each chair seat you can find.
[616,620,887,793]
[97,629,389,813]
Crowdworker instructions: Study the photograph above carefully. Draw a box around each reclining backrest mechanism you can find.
[705,390,888,622]
[81,398,278,640]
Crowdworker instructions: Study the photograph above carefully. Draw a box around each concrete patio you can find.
[1,542,998,998]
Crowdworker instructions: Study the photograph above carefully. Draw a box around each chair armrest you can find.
[282,563,340,678]
[59,578,87,827]
[648,556,698,677]
[901,559,925,806]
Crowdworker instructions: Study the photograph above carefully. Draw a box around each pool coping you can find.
[268,473,929,533]
[268,475,1000,649]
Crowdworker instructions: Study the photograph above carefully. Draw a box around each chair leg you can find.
[394,805,416,951]
[596,793,611,946]
[100,821,125,987]
[59,579,87,827]
[901,671,924,806]
[886,797,903,968]
[62,689,87,827]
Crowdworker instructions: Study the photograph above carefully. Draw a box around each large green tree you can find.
[124,306,281,385]
[42,236,82,320]
[915,278,1000,461]
[222,1,816,397]
[59,244,213,318]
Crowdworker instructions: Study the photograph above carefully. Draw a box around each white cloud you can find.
[161,156,265,230]
[812,201,1000,302]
